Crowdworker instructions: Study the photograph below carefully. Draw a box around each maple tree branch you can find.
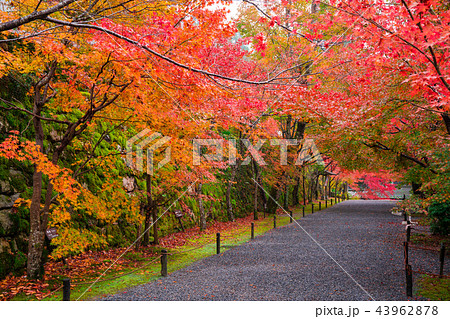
[73,115,132,178]
[318,1,435,66]
[388,98,446,115]
[399,0,450,94]
[242,0,315,44]
[0,98,71,125]
[362,140,437,174]
[34,0,44,12]
[0,0,77,32]
[41,17,296,85]
[441,113,450,136]
[361,2,449,94]
[0,25,65,43]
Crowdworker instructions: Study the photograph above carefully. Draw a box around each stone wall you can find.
[0,169,28,279]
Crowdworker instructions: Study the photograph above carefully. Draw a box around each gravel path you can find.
[101,200,448,301]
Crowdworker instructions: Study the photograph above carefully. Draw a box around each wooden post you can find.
[311,203,314,214]
[273,215,277,228]
[289,211,293,223]
[177,217,185,232]
[63,278,70,301]
[440,244,446,278]
[302,206,305,217]
[404,241,409,265]
[331,198,333,205]
[405,264,413,297]
[251,223,255,239]
[161,249,168,277]
[319,202,321,211]
[405,215,411,242]
[403,240,413,297]
[216,233,221,254]
[325,199,328,208]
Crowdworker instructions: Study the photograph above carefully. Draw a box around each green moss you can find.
[417,276,450,301]
[0,252,14,280]
[13,251,27,275]
[105,223,136,247]
[0,162,9,181]
[9,209,29,235]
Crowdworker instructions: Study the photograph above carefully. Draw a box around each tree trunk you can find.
[143,216,151,246]
[412,182,424,198]
[328,177,332,198]
[197,183,206,231]
[314,175,320,200]
[143,175,152,246]
[308,175,313,202]
[152,208,159,245]
[302,172,306,205]
[252,159,259,220]
[259,181,268,213]
[253,182,259,220]
[148,174,159,245]
[442,112,450,135]
[27,64,56,279]
[143,204,151,246]
[283,184,289,209]
[266,187,280,215]
[293,176,300,205]
[226,165,237,222]
[136,201,143,249]
[27,169,45,279]
[135,222,142,250]
[144,173,159,246]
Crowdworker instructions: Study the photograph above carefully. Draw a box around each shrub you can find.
[428,202,450,236]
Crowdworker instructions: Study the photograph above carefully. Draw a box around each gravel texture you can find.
[101,200,448,301]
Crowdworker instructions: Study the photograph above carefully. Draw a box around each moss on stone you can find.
[13,251,27,275]
[0,251,14,279]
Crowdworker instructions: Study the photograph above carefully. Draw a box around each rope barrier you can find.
[66,255,162,287]
[409,245,442,253]
[167,240,215,256]
[36,284,63,300]
[412,269,450,279]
